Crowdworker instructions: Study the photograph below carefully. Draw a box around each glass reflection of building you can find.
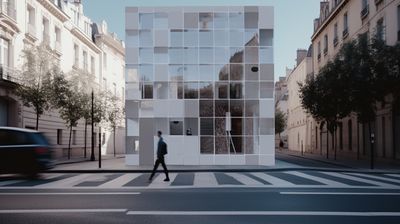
[125,6,275,165]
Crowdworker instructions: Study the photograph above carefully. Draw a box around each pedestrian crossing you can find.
[1,171,400,189]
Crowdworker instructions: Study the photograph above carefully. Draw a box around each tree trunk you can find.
[392,102,396,160]
[334,127,337,161]
[357,121,360,160]
[84,120,87,158]
[68,124,72,160]
[113,127,116,157]
[325,121,330,159]
[35,112,39,130]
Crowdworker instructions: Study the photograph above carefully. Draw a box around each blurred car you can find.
[0,127,54,177]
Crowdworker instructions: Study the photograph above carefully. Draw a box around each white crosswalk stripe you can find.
[35,174,92,188]
[194,173,218,187]
[148,173,177,188]
[250,172,295,187]
[285,171,349,187]
[322,172,399,188]
[1,172,400,189]
[225,173,264,186]
[99,174,141,188]
[346,173,400,184]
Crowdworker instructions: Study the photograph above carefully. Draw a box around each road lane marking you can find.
[0,192,141,195]
[0,209,127,214]
[280,192,400,195]
[99,174,141,188]
[126,211,400,216]
[225,173,264,185]
[193,173,218,187]
[286,171,348,187]
[322,172,398,188]
[251,173,295,187]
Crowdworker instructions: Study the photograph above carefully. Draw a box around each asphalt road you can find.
[1,187,400,224]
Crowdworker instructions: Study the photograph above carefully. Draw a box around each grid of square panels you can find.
[126,6,274,155]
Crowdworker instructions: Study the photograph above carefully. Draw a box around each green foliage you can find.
[15,44,60,129]
[300,34,400,128]
[275,109,286,136]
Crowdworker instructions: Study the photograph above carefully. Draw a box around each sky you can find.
[82,0,321,80]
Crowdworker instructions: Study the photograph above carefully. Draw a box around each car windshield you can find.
[31,133,50,145]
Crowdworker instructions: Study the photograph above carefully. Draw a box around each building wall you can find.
[125,6,275,165]
[311,0,400,159]
[0,0,125,159]
[286,57,313,152]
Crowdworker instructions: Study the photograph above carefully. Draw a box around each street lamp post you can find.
[90,90,95,161]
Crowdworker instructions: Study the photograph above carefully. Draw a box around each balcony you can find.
[55,41,62,56]
[323,48,328,56]
[0,65,19,85]
[317,53,321,61]
[333,37,339,47]
[0,1,16,20]
[360,5,369,20]
[342,28,349,39]
[374,0,383,5]
[24,23,38,43]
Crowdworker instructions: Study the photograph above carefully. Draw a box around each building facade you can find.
[310,0,400,160]
[286,49,313,153]
[274,75,289,147]
[125,6,275,165]
[0,0,125,159]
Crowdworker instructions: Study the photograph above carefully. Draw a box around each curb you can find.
[43,167,400,174]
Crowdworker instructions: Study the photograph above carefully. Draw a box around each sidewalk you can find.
[277,149,400,172]
[47,153,400,174]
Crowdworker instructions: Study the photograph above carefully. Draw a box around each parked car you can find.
[0,127,54,177]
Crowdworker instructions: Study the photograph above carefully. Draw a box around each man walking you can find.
[149,131,170,182]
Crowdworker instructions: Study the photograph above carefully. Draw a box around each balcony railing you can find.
[323,48,328,55]
[55,41,62,53]
[343,28,349,39]
[374,0,383,5]
[333,37,339,47]
[0,65,19,84]
[0,1,16,20]
[317,53,321,61]
[361,5,369,19]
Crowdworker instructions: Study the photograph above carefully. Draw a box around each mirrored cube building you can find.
[125,6,275,165]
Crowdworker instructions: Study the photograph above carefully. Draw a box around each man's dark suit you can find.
[149,137,169,181]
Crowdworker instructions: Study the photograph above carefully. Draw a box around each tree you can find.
[105,94,125,157]
[52,73,85,160]
[15,43,59,130]
[275,109,287,144]
[68,69,97,158]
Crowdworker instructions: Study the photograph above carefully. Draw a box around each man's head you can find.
[157,130,162,138]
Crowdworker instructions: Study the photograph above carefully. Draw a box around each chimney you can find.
[296,49,308,66]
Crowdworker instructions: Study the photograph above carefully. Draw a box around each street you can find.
[1,155,400,224]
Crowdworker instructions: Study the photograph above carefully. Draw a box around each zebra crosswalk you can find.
[1,171,400,189]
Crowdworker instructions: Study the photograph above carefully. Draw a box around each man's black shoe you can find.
[164,178,170,182]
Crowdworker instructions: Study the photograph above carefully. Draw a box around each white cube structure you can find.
[125,6,275,166]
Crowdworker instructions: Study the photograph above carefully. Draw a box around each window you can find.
[57,129,62,145]
[333,23,338,46]
[361,0,369,19]
[170,119,183,135]
[121,87,125,100]
[323,34,328,55]
[376,18,385,41]
[113,83,117,95]
[103,52,107,70]
[317,41,321,60]
[103,78,107,90]
[27,5,36,36]
[55,26,61,46]
[343,12,349,38]
[42,17,49,44]
[0,38,9,67]
[84,21,91,37]
[73,44,79,67]
[90,56,95,75]
[83,50,88,72]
